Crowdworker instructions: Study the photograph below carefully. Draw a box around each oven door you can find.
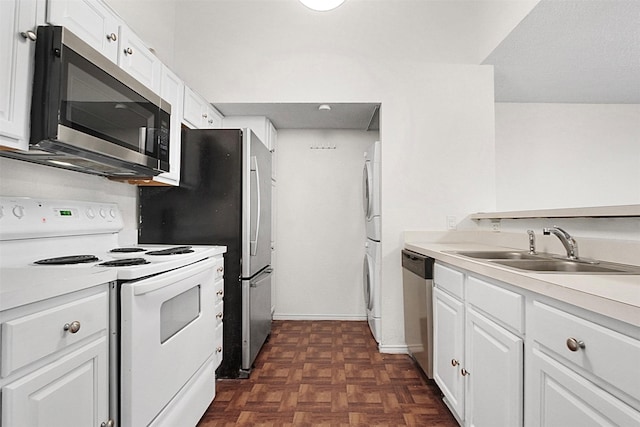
[119,258,216,427]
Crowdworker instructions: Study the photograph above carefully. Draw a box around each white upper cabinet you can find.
[117,26,161,94]
[47,0,121,63]
[183,86,223,129]
[152,65,184,186]
[0,0,39,151]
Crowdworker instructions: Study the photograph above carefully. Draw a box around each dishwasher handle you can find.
[401,249,434,279]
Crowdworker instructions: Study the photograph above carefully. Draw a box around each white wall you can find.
[495,103,640,210]
[274,129,375,320]
[167,1,508,349]
[0,158,138,243]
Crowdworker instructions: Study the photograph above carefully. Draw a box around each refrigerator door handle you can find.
[250,155,260,256]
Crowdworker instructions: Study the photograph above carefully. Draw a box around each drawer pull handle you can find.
[63,321,81,334]
[566,337,585,352]
[451,359,459,367]
[461,368,470,376]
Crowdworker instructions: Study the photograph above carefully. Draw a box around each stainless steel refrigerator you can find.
[139,128,272,378]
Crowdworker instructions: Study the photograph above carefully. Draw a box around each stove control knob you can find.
[12,205,25,219]
[109,208,117,219]
[99,208,107,219]
[86,208,96,219]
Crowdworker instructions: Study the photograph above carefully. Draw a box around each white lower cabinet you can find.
[526,299,640,426]
[2,337,108,427]
[433,262,523,427]
[433,286,465,420]
[465,306,523,427]
[433,260,640,427]
[0,285,111,427]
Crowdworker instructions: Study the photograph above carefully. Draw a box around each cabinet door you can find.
[433,287,465,421]
[182,86,206,128]
[152,66,184,185]
[527,347,640,427]
[0,0,37,150]
[2,337,109,427]
[203,105,223,129]
[47,0,120,63]
[118,26,161,94]
[465,307,523,427]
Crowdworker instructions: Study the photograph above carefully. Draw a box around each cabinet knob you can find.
[216,290,224,296]
[566,337,585,352]
[451,359,459,367]
[106,32,117,42]
[461,368,470,376]
[216,312,223,320]
[202,113,208,119]
[63,321,81,334]
[216,346,223,353]
[124,47,133,55]
[101,420,115,427]
[217,267,224,273]
[20,30,37,41]
[208,118,214,124]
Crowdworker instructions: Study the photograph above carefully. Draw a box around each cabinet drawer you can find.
[1,292,108,377]
[531,301,640,401]
[434,263,464,299]
[466,276,523,333]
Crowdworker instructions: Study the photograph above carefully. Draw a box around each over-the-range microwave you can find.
[1,26,170,177]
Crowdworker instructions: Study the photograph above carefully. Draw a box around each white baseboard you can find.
[379,344,409,354]
[272,313,367,321]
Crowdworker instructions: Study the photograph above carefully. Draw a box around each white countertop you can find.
[0,267,117,311]
[405,241,640,327]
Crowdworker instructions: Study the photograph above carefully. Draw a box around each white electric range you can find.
[0,196,226,427]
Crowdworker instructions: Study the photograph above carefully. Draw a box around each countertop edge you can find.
[404,242,640,327]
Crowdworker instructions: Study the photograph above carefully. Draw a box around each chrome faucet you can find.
[543,226,579,260]
[527,230,536,254]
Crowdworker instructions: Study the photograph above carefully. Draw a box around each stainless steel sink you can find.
[452,250,540,260]
[491,259,640,274]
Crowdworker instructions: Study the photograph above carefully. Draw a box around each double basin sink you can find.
[451,251,640,274]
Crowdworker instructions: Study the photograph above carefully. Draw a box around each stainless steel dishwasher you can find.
[402,249,435,378]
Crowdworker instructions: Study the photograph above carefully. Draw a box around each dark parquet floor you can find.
[197,320,458,426]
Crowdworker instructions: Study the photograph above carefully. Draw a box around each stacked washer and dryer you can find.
[363,141,381,343]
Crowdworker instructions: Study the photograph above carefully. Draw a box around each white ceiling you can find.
[483,0,640,103]
[214,102,380,130]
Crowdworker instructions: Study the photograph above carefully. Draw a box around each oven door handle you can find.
[131,258,216,296]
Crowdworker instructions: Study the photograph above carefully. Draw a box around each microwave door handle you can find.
[250,156,260,256]
[138,127,147,153]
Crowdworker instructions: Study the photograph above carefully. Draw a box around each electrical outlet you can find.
[491,220,501,232]
[447,216,457,230]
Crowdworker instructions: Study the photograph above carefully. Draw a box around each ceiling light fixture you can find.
[299,0,345,12]
[318,104,331,111]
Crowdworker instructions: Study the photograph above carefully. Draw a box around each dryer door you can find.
[363,253,373,310]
